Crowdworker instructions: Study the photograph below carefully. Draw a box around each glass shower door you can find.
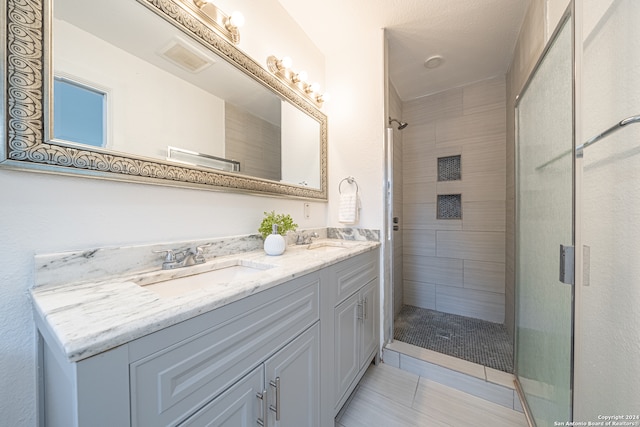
[515,13,574,426]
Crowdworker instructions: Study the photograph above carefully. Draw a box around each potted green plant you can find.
[258,211,298,255]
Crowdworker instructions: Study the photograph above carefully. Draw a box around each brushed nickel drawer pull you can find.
[269,377,281,421]
[256,390,267,426]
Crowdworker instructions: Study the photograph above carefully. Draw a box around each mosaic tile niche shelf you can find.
[437,194,462,219]
[438,155,461,181]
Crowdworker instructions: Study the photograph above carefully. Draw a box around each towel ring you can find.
[339,176,359,194]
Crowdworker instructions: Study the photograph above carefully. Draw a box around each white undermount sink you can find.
[141,259,276,298]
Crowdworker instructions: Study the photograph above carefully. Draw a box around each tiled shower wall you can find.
[401,77,507,323]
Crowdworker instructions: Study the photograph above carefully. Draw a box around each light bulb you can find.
[319,93,331,103]
[297,70,308,83]
[310,82,321,93]
[229,11,245,28]
[280,56,293,69]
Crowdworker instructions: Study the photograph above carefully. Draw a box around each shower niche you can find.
[437,155,462,219]
[437,155,461,181]
[437,194,462,220]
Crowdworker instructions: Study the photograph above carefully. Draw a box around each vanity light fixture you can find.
[267,55,329,107]
[191,0,244,45]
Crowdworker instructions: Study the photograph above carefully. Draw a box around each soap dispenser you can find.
[264,223,286,256]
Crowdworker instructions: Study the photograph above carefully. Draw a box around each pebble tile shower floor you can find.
[393,305,513,373]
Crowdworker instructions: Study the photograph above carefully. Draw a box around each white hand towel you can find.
[338,193,360,224]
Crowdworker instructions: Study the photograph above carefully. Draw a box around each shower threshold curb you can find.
[383,340,524,413]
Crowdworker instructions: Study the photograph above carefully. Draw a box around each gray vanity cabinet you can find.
[179,323,319,427]
[322,250,380,415]
[37,247,380,427]
[333,279,378,408]
[38,272,320,427]
[128,275,319,427]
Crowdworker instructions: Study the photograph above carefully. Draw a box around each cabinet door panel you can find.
[360,279,378,369]
[334,292,360,406]
[265,323,319,427]
[130,279,319,427]
[179,366,264,427]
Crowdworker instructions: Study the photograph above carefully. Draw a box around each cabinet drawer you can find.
[332,251,378,305]
[130,276,319,427]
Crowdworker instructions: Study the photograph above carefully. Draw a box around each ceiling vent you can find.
[158,37,214,73]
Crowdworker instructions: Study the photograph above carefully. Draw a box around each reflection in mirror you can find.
[167,147,240,172]
[53,77,107,147]
[282,103,321,188]
[51,0,323,189]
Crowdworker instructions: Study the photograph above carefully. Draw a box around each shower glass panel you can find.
[515,14,574,425]
[575,0,640,419]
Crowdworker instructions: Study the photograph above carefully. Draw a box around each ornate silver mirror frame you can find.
[1,0,328,200]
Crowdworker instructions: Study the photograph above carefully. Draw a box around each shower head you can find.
[389,117,408,130]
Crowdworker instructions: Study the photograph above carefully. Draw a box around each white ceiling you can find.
[277,0,529,101]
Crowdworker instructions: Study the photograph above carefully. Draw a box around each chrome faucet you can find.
[295,232,319,245]
[154,243,211,270]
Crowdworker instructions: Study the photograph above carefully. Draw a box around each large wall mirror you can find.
[2,0,328,200]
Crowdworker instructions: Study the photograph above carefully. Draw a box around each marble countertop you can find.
[31,239,380,362]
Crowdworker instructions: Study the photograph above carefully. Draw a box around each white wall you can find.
[0,1,329,424]
[575,0,640,419]
[547,0,571,39]
[323,33,386,230]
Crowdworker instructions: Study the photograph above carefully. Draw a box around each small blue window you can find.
[54,78,106,147]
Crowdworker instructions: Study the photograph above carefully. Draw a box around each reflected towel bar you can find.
[577,114,640,157]
[167,146,241,172]
[536,114,640,170]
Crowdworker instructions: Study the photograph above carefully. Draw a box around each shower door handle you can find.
[559,245,575,285]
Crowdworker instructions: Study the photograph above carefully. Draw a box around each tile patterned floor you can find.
[394,305,513,373]
[335,363,527,427]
